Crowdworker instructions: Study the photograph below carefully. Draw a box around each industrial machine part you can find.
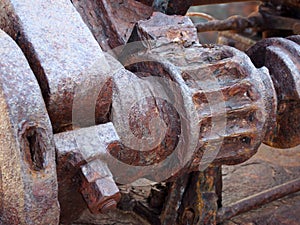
[147,0,300,17]
[248,36,300,148]
[0,29,59,225]
[0,0,114,133]
[0,0,299,224]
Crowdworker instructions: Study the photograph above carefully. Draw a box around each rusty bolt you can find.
[79,159,121,214]
[100,199,119,213]
[54,123,122,221]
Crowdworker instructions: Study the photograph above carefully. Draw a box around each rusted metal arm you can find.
[194,10,300,34]
[155,0,300,16]
[191,0,263,5]
[0,0,300,224]
[195,14,261,32]
[191,0,300,8]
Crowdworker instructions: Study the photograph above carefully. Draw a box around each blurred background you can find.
[188,1,260,44]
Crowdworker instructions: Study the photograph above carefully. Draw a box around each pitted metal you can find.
[80,159,121,214]
[71,0,153,51]
[0,1,299,224]
[0,0,112,132]
[54,123,122,222]
[247,36,300,148]
[0,29,59,225]
[122,12,277,166]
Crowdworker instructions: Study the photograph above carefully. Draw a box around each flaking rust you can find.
[54,123,122,223]
[0,29,59,225]
[123,12,277,166]
[71,0,153,51]
[0,0,299,224]
[0,0,113,132]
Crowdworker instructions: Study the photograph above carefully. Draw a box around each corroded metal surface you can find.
[71,0,153,51]
[123,12,277,166]
[127,11,199,47]
[0,29,59,225]
[54,123,121,223]
[141,0,300,15]
[0,0,112,132]
[0,1,299,224]
[159,168,220,225]
[160,175,190,224]
[247,37,300,148]
[177,167,220,225]
[109,65,200,183]
[80,160,121,214]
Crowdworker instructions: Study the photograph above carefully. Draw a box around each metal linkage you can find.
[0,29,59,225]
[176,167,221,225]
[0,1,299,224]
[0,0,113,133]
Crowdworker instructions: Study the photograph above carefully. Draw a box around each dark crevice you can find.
[19,122,46,171]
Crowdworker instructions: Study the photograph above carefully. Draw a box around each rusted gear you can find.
[109,55,200,183]
[0,1,299,224]
[51,13,279,223]
[0,29,59,225]
[247,35,300,148]
[122,12,277,167]
[51,12,279,195]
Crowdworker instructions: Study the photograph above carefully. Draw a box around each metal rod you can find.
[217,178,300,223]
[191,0,265,6]
[191,0,300,8]
[195,14,260,32]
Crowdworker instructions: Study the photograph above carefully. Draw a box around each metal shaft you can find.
[217,178,300,223]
